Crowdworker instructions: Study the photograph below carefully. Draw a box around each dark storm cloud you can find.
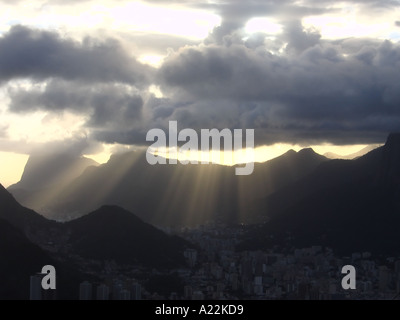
[79,36,400,145]
[157,34,400,145]
[283,20,321,54]
[93,128,147,145]
[8,80,144,128]
[0,25,153,87]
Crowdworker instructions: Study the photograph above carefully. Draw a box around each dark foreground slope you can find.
[0,184,192,299]
[0,218,88,300]
[0,218,50,299]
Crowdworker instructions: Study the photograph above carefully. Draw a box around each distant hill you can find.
[8,152,98,191]
[7,153,98,218]
[9,148,328,226]
[65,205,190,268]
[240,133,400,255]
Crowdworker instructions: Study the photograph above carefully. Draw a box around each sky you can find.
[0,0,400,186]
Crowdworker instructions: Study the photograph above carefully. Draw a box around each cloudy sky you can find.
[0,0,400,186]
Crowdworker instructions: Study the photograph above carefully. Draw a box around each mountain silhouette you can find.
[0,183,58,244]
[9,148,328,226]
[240,133,400,255]
[7,152,97,218]
[9,152,98,191]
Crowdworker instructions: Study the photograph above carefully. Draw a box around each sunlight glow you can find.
[312,144,371,156]
[149,143,380,166]
[84,150,111,164]
[110,2,221,39]
[0,142,381,190]
[0,1,221,40]
[148,85,164,98]
[138,55,165,68]
[7,111,86,144]
[0,152,28,187]
[303,11,398,40]
[245,18,282,35]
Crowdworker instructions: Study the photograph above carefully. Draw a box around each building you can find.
[30,273,56,300]
[119,289,131,300]
[131,283,142,300]
[184,285,193,299]
[184,249,198,267]
[379,266,390,292]
[30,275,43,300]
[96,284,110,300]
[112,282,123,300]
[192,291,205,300]
[79,281,93,300]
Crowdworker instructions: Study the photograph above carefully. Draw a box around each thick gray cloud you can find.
[9,80,144,128]
[0,25,153,87]
[283,20,321,54]
[157,32,400,145]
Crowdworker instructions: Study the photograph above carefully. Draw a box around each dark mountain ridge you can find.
[9,148,329,226]
[241,133,400,255]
